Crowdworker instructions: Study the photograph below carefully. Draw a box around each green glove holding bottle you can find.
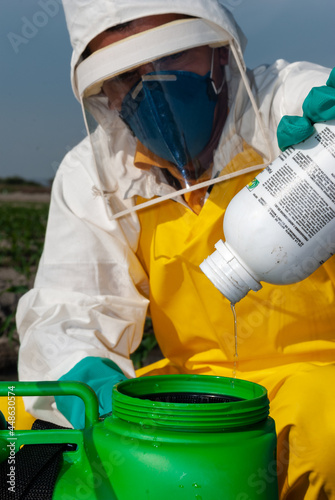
[277,67,335,150]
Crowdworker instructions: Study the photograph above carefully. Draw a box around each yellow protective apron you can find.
[136,146,335,499]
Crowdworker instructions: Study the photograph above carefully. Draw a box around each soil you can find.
[0,192,51,203]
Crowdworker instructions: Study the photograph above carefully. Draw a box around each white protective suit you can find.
[17,0,329,421]
[16,3,333,496]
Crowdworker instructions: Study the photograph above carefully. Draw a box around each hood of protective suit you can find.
[60,0,275,221]
[61,0,247,100]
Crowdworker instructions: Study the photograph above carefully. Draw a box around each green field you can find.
[0,202,49,276]
[0,202,49,342]
[0,198,158,372]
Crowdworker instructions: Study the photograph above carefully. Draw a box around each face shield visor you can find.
[104,46,225,182]
[76,18,274,220]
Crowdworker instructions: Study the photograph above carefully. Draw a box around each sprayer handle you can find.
[0,380,99,428]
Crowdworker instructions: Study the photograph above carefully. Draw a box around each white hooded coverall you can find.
[16,0,335,498]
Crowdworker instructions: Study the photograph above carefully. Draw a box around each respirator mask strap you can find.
[210,48,226,96]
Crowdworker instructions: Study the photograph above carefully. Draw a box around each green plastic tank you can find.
[0,375,278,499]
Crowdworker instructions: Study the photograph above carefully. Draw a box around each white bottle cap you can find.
[200,240,262,303]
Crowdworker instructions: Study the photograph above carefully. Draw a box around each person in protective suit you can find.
[16,1,335,498]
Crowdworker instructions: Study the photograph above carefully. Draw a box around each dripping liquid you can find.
[230,303,238,378]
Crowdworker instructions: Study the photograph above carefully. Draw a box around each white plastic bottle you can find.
[200,120,335,304]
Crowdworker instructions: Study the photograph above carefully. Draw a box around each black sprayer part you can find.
[138,392,244,404]
[0,420,73,500]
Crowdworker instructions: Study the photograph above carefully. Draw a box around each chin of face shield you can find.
[102,46,225,181]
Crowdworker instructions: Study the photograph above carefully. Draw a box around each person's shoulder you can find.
[251,59,330,90]
[49,134,102,210]
[53,133,103,194]
[57,135,94,176]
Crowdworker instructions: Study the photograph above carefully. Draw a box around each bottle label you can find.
[248,123,335,250]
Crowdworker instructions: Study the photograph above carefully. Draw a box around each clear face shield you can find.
[104,46,226,184]
[76,18,274,219]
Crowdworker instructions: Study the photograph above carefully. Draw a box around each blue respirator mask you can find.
[117,47,226,181]
[120,71,220,173]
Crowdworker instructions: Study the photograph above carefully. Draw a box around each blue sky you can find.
[1,0,334,183]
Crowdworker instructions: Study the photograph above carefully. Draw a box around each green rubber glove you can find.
[55,357,127,428]
[277,67,335,151]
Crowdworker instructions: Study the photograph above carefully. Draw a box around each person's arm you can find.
[16,136,149,428]
[55,357,127,428]
[238,60,331,162]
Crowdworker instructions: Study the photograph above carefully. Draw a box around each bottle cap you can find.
[200,240,261,303]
